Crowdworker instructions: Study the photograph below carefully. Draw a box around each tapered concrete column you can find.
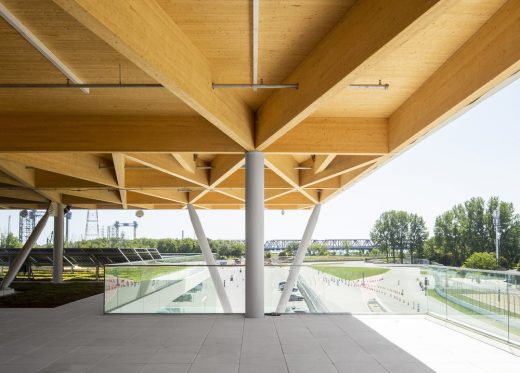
[276,204,321,313]
[187,204,232,312]
[1,203,53,290]
[245,151,264,318]
[53,203,64,283]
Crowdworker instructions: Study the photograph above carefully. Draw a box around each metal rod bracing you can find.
[212,83,298,89]
[0,83,163,89]
[187,204,232,313]
[276,204,321,313]
[0,83,299,90]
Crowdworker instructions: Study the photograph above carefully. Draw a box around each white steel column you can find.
[276,204,321,313]
[53,203,64,283]
[245,151,264,318]
[0,203,54,290]
[187,204,232,313]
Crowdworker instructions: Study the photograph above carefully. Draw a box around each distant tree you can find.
[226,241,245,258]
[208,240,245,258]
[464,197,488,252]
[0,233,22,248]
[408,213,428,261]
[369,248,381,257]
[432,197,520,268]
[423,237,441,263]
[488,198,520,268]
[285,241,299,256]
[463,252,498,270]
[434,208,467,266]
[309,242,328,256]
[370,211,428,263]
[209,239,225,254]
[370,214,393,261]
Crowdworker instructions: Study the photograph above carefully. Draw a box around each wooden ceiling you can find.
[0,0,518,210]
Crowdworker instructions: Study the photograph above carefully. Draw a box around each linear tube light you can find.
[212,83,298,89]
[349,80,389,91]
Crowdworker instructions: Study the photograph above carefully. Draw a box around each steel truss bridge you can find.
[264,239,374,252]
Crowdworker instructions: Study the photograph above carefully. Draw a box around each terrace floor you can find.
[0,294,518,373]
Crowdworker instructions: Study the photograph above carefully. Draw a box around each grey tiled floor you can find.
[0,294,434,373]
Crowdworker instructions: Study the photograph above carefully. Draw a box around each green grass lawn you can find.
[312,266,389,280]
[427,288,474,316]
[0,282,104,308]
[0,267,103,281]
[303,255,370,262]
[106,266,184,281]
[1,265,185,283]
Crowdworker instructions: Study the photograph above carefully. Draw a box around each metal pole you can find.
[53,203,64,283]
[494,209,501,261]
[0,83,163,89]
[212,83,298,89]
[187,204,232,313]
[0,204,53,290]
[245,151,264,318]
[276,204,321,313]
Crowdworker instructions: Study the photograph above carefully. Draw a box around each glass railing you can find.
[428,265,520,346]
[104,264,245,313]
[265,264,428,314]
[104,262,520,346]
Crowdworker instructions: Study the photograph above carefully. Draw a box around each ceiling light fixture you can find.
[349,79,389,91]
[212,83,298,89]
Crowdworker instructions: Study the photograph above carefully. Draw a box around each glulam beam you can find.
[112,153,127,209]
[126,153,208,187]
[266,118,388,155]
[389,0,520,152]
[54,0,254,149]
[301,155,380,187]
[0,153,118,188]
[0,115,243,153]
[255,0,445,149]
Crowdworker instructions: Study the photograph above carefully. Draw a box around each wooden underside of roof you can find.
[0,0,518,209]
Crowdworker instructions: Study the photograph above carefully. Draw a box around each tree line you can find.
[370,197,520,269]
[278,241,349,257]
[70,237,245,259]
[0,235,245,259]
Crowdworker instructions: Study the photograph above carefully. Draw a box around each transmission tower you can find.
[85,210,100,239]
[19,209,44,243]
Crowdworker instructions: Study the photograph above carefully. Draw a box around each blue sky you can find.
[1,76,519,243]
